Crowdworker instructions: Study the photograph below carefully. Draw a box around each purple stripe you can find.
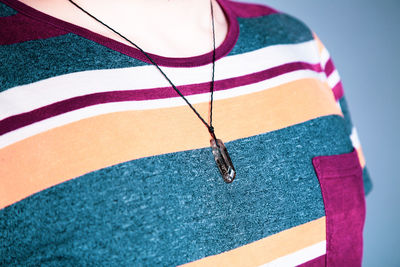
[324,58,335,77]
[312,149,366,266]
[0,61,321,136]
[0,13,66,45]
[324,56,344,100]
[228,1,278,18]
[332,81,344,100]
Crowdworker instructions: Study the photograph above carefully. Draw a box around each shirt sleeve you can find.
[313,32,373,196]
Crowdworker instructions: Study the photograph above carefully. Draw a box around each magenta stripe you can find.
[228,1,278,18]
[324,58,335,77]
[0,13,66,45]
[332,80,344,100]
[0,62,321,136]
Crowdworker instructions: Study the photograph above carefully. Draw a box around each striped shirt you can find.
[0,0,372,266]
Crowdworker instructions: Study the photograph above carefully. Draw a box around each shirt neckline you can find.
[3,0,239,67]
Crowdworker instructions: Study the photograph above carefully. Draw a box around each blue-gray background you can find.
[239,0,399,265]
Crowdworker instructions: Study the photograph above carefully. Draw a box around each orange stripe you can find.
[180,216,326,267]
[0,78,341,209]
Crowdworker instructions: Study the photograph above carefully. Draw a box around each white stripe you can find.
[336,100,342,112]
[337,101,361,152]
[0,69,322,149]
[259,240,326,267]
[327,69,340,89]
[320,47,330,69]
[0,40,321,120]
[350,127,361,149]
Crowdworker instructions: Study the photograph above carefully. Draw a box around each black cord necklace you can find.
[67,0,236,183]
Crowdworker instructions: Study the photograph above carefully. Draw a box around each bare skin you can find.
[17,0,229,58]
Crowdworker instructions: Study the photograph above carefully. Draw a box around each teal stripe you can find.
[0,115,355,266]
[0,34,149,91]
[0,2,17,17]
[1,13,313,91]
[339,96,354,134]
[363,167,373,196]
[228,13,313,56]
[339,96,373,195]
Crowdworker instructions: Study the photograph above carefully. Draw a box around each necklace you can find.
[67,0,236,183]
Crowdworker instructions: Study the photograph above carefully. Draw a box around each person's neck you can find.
[79,0,220,28]
[18,0,228,57]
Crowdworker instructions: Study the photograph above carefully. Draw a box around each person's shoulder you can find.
[223,0,279,18]
[224,0,315,49]
[225,0,314,34]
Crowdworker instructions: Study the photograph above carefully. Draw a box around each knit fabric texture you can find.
[0,0,372,266]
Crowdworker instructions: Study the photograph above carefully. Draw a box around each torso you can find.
[0,1,369,265]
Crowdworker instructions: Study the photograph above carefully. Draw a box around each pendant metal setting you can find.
[210,139,236,183]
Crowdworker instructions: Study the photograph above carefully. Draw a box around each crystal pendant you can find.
[210,139,236,183]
